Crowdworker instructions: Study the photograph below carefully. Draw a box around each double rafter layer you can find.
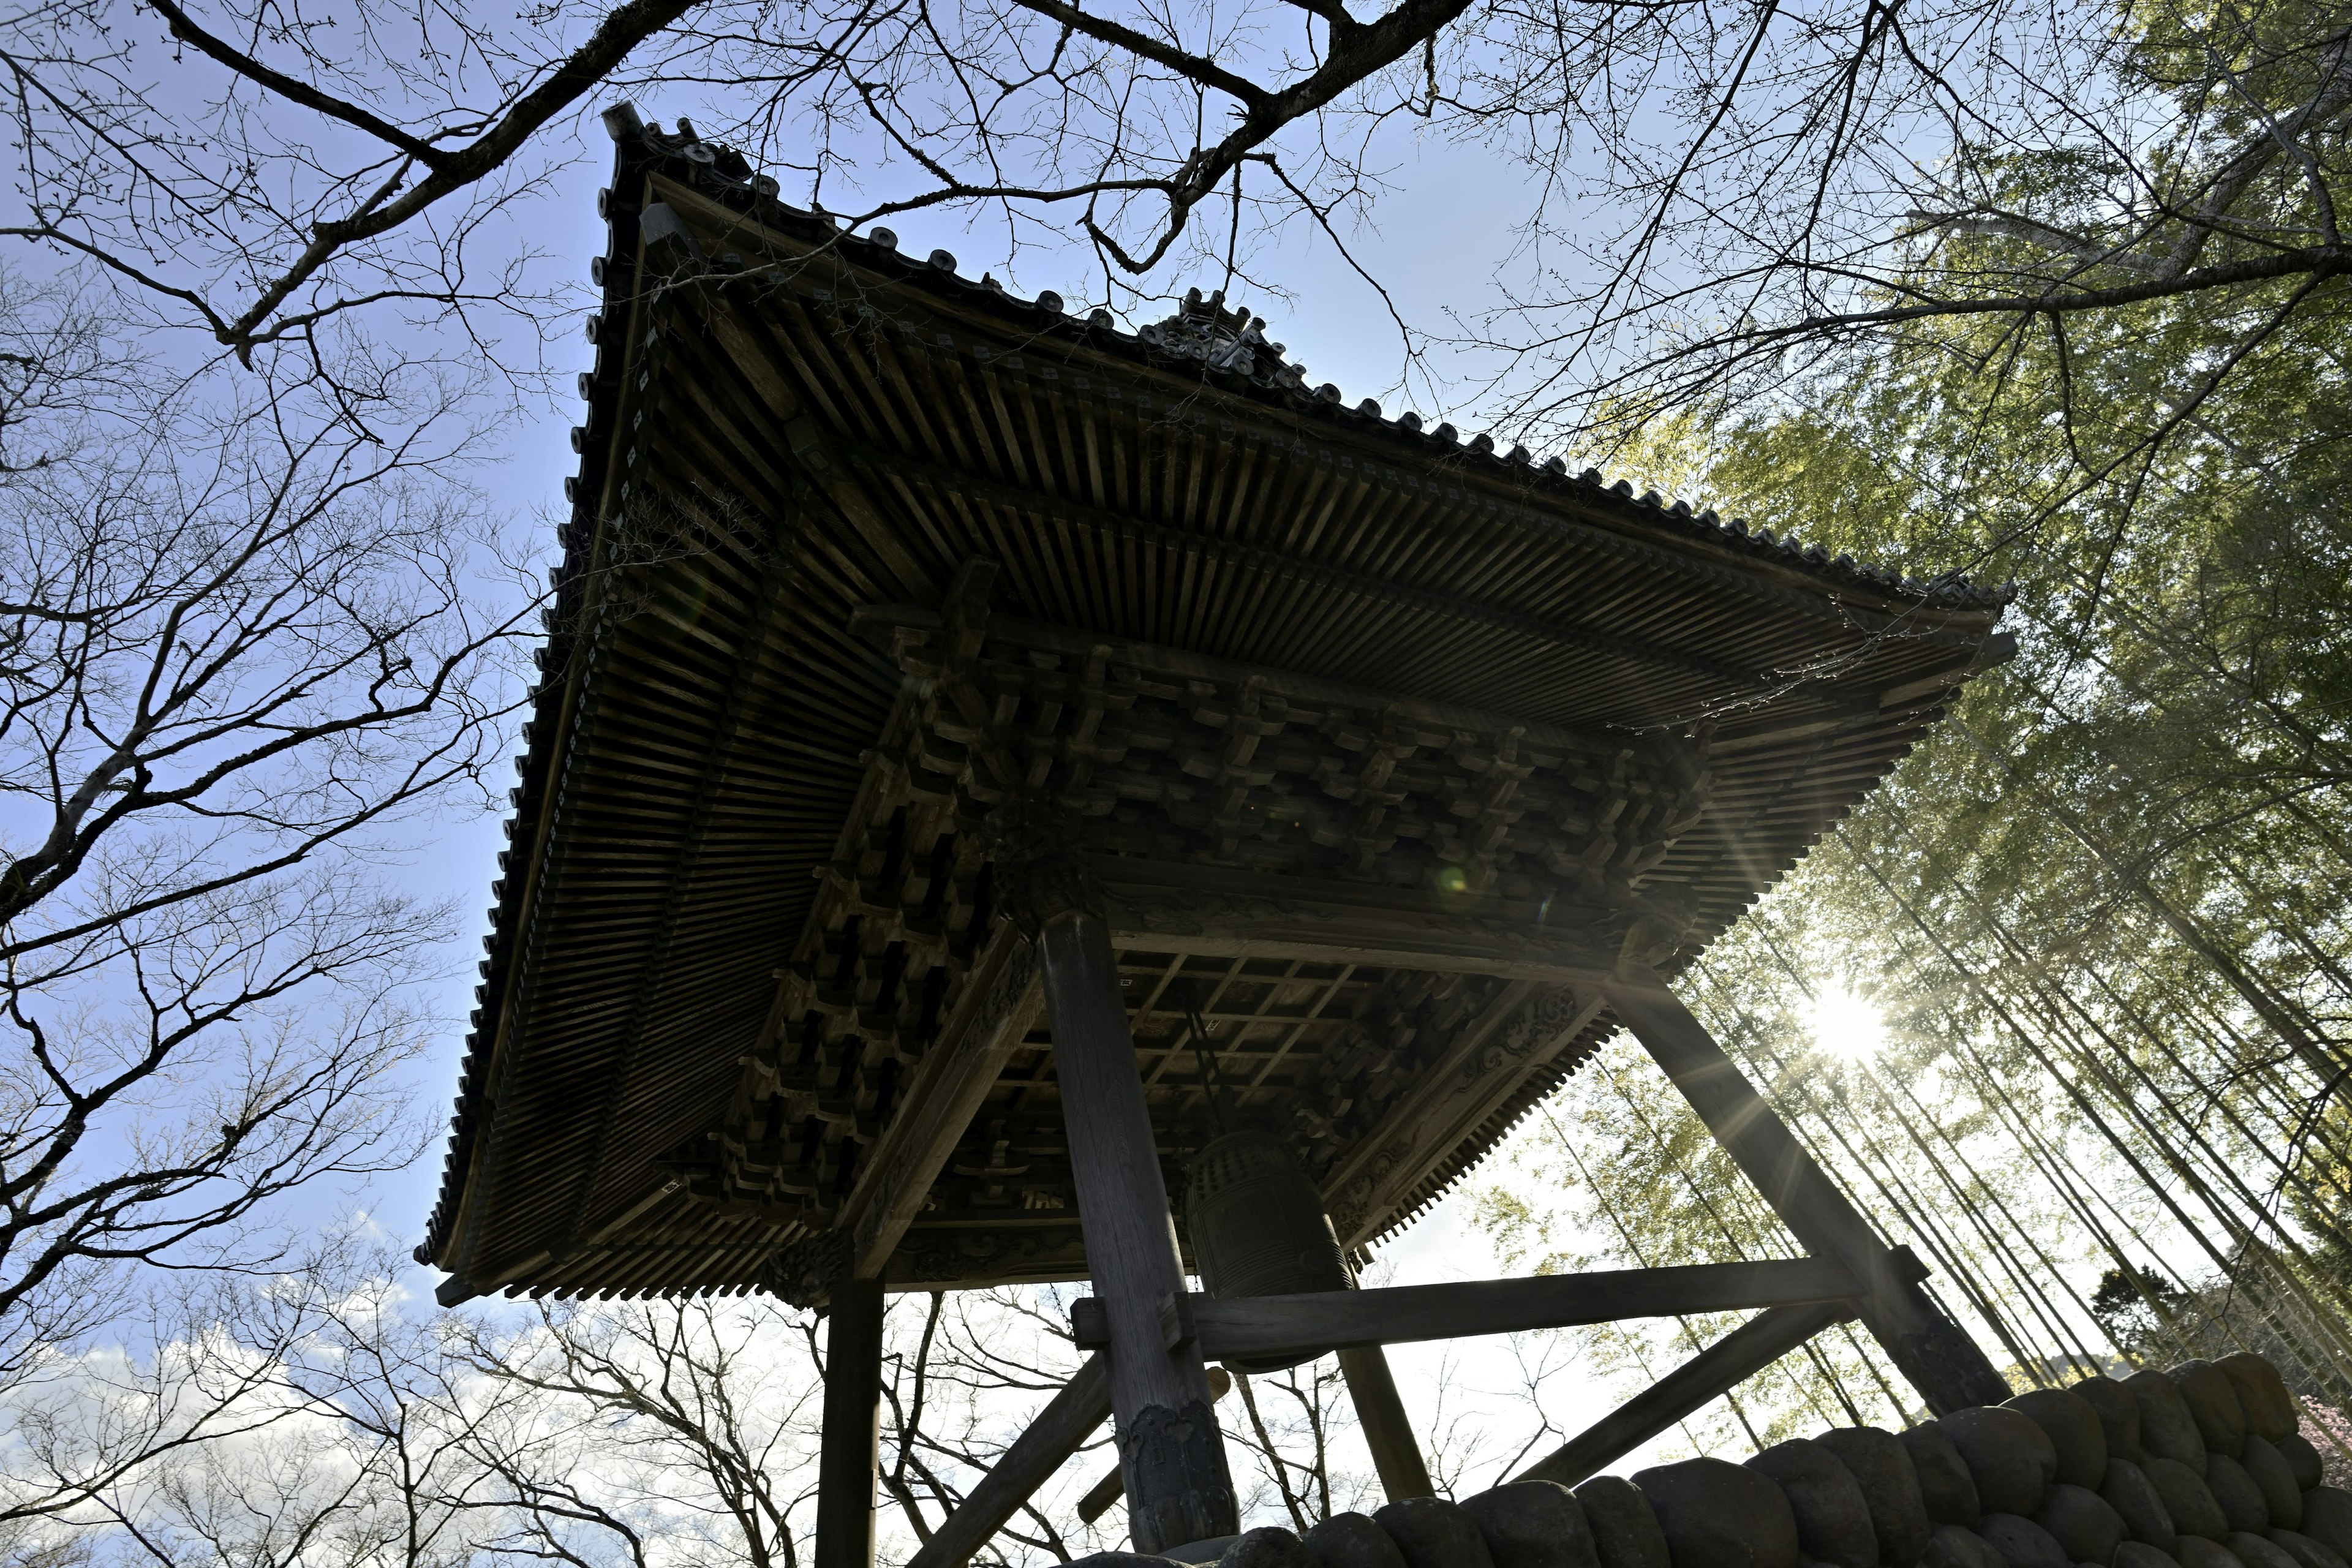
[419,117,2014,1321]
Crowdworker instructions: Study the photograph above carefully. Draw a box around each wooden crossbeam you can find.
[831,921,1044,1280]
[1096,862,1615,986]
[1070,1257,1860,1365]
[1512,1298,1858,1488]
[906,1352,1112,1568]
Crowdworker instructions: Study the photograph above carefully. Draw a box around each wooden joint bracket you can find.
[1159,1290,1196,1351]
[1069,1293,1196,1352]
[1071,1296,1106,1347]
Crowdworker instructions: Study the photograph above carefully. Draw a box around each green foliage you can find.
[1475,0,2352,1447]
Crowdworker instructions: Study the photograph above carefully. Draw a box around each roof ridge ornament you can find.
[1137,287,1308,391]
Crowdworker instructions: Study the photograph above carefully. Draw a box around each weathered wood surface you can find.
[1096,864,1619,986]
[1039,910,1235,1548]
[1072,1257,1861,1362]
[1604,964,2010,1414]
[833,921,1043,1278]
[424,125,2015,1307]
[1339,1344,1436,1501]
[813,1276,886,1568]
[1513,1298,1858,1488]
[1319,982,1607,1247]
[1075,1367,1234,1526]
[907,1352,1112,1568]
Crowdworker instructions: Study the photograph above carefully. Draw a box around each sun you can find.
[1808,986,1888,1060]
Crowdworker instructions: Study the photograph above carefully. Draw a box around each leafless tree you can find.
[12,0,2340,406]
[457,1282,1400,1564]
[0,1232,518,1567]
[464,1296,822,1568]
[0,266,535,1378]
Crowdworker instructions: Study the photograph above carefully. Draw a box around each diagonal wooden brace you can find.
[1603,962,2010,1414]
[1512,1298,1859,1487]
[907,1353,1114,1568]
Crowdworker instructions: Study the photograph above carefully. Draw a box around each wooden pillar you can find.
[1038,909,1238,1550]
[1338,1345,1435,1500]
[813,1276,886,1568]
[1603,962,2011,1414]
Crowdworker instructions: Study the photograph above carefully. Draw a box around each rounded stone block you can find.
[2076,1382,2145,1466]
[1377,1497,1499,1568]
[1817,1427,1933,1568]
[1634,1457,1801,1568]
[2103,1458,2180,1554]
[2231,1535,2305,1568]
[2147,1458,2231,1544]
[2174,1540,2245,1568]
[1461,1481,1602,1568]
[1306,1514,1413,1568]
[2299,1490,2352,1562]
[2207,1455,2272,1534]
[2266,1532,2350,1568]
[1946,1408,2062,1517]
[2276,1438,2324,1495]
[2242,1439,2305,1531]
[2115,1547,2182,1568]
[1226,1531,1319,1568]
[2218,1359,2299,1447]
[1924,1526,2008,1568]
[1907,1424,1988,1528]
[1577,1476,1673,1568]
[2015,1392,2114,1491]
[2174,1365,2250,1463]
[2038,1483,2127,1566]
[1751,1439,1881,1568]
[1979,1513,2071,1568]
[2130,1376,2211,1479]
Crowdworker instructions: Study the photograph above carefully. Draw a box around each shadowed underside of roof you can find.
[417,117,2011,1305]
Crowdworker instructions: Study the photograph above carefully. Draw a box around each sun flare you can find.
[1808,986,1887,1060]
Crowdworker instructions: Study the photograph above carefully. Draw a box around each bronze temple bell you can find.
[1184,1128,1357,1371]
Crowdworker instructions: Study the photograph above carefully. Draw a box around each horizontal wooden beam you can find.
[907,1351,1112,1568]
[1072,1257,1859,1365]
[1095,860,1616,986]
[1513,1298,1858,1488]
[834,921,1044,1280]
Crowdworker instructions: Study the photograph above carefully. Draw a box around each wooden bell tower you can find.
[420,104,2017,1564]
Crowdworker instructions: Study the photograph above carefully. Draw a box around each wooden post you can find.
[1602,962,2011,1414]
[813,1276,886,1568]
[1037,909,1237,1550]
[1338,1345,1435,1500]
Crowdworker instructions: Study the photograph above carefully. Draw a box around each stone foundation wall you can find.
[1076,1355,2352,1568]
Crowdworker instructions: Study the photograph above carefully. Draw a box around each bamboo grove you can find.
[1474,0,2352,1463]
